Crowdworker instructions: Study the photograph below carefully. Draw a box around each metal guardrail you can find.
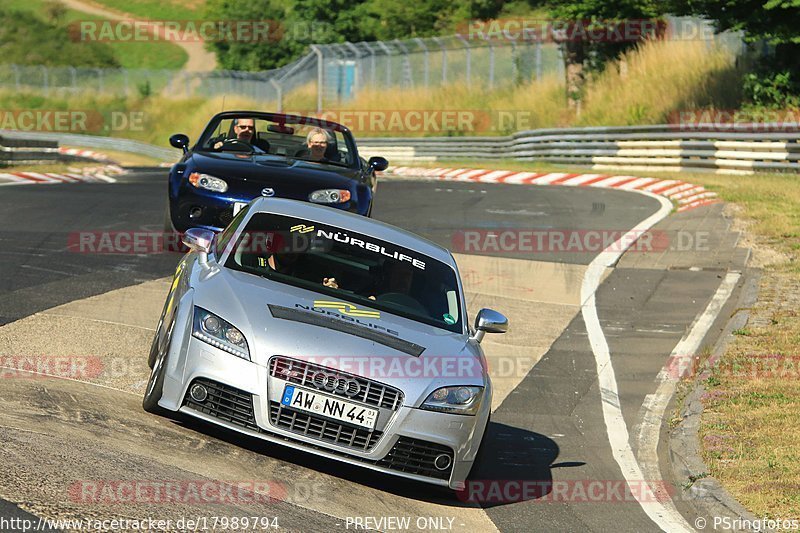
[0,134,66,166]
[358,124,800,173]
[5,124,799,174]
[0,130,176,163]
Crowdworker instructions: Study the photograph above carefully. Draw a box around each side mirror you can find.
[368,156,389,172]
[182,228,214,265]
[471,308,508,343]
[170,133,190,153]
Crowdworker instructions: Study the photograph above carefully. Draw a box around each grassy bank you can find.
[4,0,187,69]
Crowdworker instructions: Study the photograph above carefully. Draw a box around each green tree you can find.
[545,0,665,108]
[670,0,800,107]
[205,0,504,71]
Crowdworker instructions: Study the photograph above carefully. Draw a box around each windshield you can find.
[223,213,463,334]
[196,114,356,167]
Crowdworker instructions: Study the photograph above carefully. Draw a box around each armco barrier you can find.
[0,130,176,163]
[359,124,800,174]
[0,134,63,166]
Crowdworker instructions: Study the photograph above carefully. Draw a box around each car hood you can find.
[190,152,360,190]
[191,265,485,402]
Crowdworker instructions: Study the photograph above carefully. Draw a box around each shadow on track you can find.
[166,414,562,508]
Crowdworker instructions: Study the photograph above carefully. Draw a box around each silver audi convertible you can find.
[143,197,508,490]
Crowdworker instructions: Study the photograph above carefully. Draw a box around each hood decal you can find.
[268,304,425,357]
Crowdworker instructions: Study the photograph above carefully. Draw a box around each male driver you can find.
[213,118,270,152]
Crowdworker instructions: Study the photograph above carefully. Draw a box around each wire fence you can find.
[0,17,745,110]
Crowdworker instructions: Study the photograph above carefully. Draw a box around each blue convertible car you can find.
[166,111,388,232]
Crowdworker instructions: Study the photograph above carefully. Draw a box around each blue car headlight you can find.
[309,189,351,204]
[420,386,484,415]
[192,307,249,360]
[189,172,228,193]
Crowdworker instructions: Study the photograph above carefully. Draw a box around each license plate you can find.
[281,385,378,430]
[233,202,248,216]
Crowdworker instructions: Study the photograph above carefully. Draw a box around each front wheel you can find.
[142,316,175,415]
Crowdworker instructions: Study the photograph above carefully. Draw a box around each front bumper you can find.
[158,337,488,490]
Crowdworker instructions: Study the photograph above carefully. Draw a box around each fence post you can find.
[456,35,471,87]
[488,40,495,90]
[511,41,518,83]
[311,45,324,113]
[69,66,77,94]
[392,39,412,87]
[535,40,542,80]
[343,41,362,94]
[12,64,21,92]
[42,65,49,95]
[414,38,429,87]
[432,37,447,85]
[376,41,393,88]
[270,78,283,112]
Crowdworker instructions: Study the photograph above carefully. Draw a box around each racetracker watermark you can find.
[451,229,710,254]
[281,110,567,134]
[69,480,288,505]
[459,18,666,42]
[667,354,800,380]
[669,110,800,132]
[70,19,327,43]
[0,110,144,133]
[457,480,675,503]
[280,355,537,380]
[0,355,103,380]
[69,231,186,254]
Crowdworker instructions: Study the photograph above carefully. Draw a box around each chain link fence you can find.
[0,17,744,110]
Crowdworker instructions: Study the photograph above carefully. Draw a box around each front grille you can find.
[377,437,454,480]
[183,378,258,431]
[183,379,454,482]
[268,401,382,451]
[269,356,403,410]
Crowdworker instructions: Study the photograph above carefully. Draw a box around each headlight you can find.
[192,307,249,360]
[420,386,484,415]
[309,189,351,204]
[189,172,228,193]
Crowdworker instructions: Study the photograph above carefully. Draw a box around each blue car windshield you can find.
[223,213,464,334]
[197,115,356,168]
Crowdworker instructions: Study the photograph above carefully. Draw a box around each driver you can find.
[213,118,270,152]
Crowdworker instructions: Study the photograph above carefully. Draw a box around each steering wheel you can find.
[375,292,428,314]
[216,139,256,153]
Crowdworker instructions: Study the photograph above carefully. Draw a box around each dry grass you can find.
[579,40,743,126]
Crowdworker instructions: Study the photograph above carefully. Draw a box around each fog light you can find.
[434,454,452,471]
[189,207,202,219]
[189,383,208,402]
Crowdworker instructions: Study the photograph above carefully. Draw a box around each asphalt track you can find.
[0,170,746,531]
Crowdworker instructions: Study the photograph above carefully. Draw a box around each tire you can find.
[164,203,176,234]
[147,311,165,369]
[142,315,175,415]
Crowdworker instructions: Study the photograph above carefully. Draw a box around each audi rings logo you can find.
[310,371,361,397]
